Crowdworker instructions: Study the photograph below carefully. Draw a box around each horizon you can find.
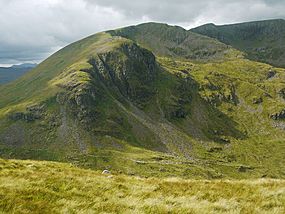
[0,17,284,68]
[0,62,38,68]
[1,0,285,66]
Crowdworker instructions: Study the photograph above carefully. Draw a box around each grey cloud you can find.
[83,0,285,28]
[0,0,284,65]
[0,0,137,65]
[84,0,208,23]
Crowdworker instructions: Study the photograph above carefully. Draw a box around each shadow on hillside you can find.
[158,71,247,144]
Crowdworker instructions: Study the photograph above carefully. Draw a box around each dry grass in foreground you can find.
[0,158,284,214]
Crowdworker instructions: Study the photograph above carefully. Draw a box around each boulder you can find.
[266,69,276,79]
[102,170,111,174]
[238,165,253,172]
[252,97,263,104]
[270,109,285,120]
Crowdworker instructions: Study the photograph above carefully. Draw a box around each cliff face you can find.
[89,42,158,105]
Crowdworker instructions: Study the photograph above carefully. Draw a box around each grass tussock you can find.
[0,158,284,214]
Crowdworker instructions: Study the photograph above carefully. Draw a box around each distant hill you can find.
[0,63,37,84]
[191,19,285,67]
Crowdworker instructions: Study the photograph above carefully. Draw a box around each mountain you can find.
[0,63,37,84]
[0,22,285,179]
[191,19,285,67]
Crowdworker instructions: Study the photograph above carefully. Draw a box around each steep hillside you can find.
[191,19,285,67]
[0,64,36,84]
[0,22,284,179]
[1,158,284,213]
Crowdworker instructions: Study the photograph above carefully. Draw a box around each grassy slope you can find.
[191,19,285,67]
[0,158,284,214]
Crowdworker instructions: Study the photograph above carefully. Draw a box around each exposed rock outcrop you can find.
[9,105,45,122]
[270,109,285,120]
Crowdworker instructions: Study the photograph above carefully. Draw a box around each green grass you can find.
[0,158,284,214]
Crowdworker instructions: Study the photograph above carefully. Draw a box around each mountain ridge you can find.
[108,22,241,61]
[191,19,285,67]
[196,18,284,27]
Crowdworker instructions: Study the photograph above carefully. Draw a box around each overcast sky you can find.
[0,0,284,66]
